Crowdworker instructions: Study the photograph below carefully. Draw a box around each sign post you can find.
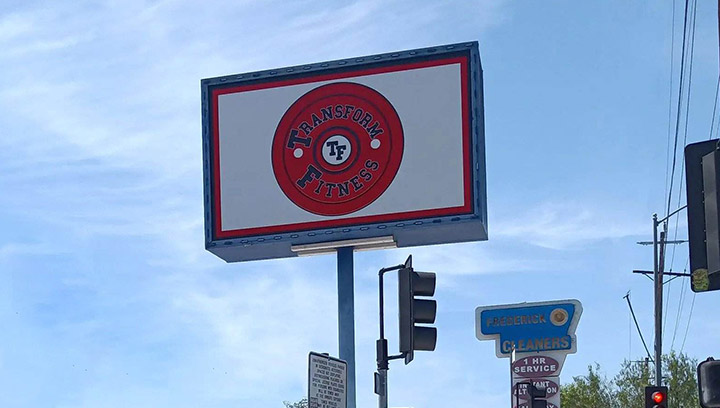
[475,299,583,408]
[336,247,356,408]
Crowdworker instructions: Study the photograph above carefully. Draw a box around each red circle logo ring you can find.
[272,82,404,216]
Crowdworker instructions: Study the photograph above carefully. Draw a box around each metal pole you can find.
[375,262,405,408]
[377,369,388,408]
[337,246,356,408]
[377,266,388,408]
[652,213,663,386]
[511,345,516,407]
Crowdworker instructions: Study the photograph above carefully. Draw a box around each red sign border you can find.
[210,56,472,240]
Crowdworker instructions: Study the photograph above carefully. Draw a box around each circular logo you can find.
[272,82,404,216]
[550,308,569,326]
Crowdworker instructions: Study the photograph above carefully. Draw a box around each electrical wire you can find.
[670,0,697,350]
[671,259,690,350]
[679,291,696,354]
[663,0,696,342]
[709,76,720,140]
[664,0,678,205]
[680,0,698,155]
[665,0,691,220]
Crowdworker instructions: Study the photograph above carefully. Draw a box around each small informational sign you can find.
[512,377,560,400]
[475,299,582,358]
[512,355,561,378]
[308,352,347,408]
[512,376,561,407]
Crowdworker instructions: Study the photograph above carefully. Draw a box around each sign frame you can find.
[201,42,487,262]
[475,299,583,358]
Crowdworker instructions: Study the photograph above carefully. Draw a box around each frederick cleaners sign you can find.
[475,299,582,358]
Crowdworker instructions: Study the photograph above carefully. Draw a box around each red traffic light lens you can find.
[652,391,665,403]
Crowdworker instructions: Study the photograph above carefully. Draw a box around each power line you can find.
[671,260,690,350]
[665,0,692,220]
[709,76,720,140]
[680,0,698,155]
[668,0,697,352]
[664,0,678,205]
[663,0,697,346]
[680,292,696,354]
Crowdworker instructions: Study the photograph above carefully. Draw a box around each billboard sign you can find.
[201,42,486,262]
[475,299,582,358]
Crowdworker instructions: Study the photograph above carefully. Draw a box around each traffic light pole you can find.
[375,260,410,408]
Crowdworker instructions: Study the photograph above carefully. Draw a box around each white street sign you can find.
[308,352,347,408]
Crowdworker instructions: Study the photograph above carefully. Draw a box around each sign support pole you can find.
[337,246,356,408]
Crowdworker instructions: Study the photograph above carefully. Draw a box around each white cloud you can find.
[0,12,35,42]
[0,242,65,260]
[492,200,648,249]
[380,243,552,279]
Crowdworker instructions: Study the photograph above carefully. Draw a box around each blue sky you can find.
[1,1,719,407]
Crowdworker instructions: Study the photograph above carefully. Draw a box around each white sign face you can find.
[308,352,347,408]
[201,42,487,262]
[215,61,467,234]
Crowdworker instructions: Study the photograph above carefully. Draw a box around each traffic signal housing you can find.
[529,384,547,408]
[645,386,668,408]
[398,255,437,364]
[685,139,720,292]
[698,357,720,408]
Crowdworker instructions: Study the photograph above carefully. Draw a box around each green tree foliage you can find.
[665,352,700,408]
[614,358,652,408]
[561,352,699,408]
[560,363,616,408]
[283,398,307,408]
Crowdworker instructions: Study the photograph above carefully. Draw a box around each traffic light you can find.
[698,357,720,408]
[398,255,437,364]
[529,384,547,408]
[685,139,720,292]
[644,386,668,408]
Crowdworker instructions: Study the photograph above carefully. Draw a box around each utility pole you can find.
[647,207,687,386]
[653,213,663,386]
[633,210,689,387]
